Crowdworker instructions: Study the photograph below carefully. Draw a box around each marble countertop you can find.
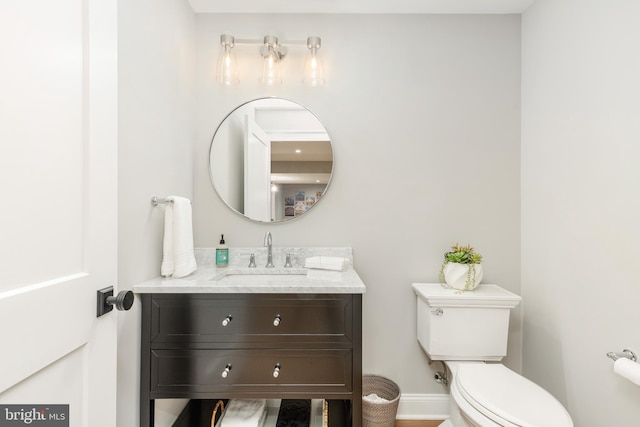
[133,247,366,294]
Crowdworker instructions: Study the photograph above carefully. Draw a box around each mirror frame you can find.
[208,97,334,223]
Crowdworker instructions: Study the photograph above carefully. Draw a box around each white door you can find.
[0,1,118,426]
[244,116,272,222]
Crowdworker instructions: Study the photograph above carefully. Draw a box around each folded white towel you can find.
[221,399,268,427]
[160,196,197,278]
[304,256,347,271]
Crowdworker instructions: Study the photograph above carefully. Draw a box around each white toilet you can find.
[412,283,573,427]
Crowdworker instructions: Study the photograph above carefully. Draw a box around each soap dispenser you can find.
[216,234,229,268]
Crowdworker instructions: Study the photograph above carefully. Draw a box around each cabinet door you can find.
[150,294,353,346]
[150,349,353,397]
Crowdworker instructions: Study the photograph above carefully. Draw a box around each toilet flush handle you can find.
[431,307,444,316]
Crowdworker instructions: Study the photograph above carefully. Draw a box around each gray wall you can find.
[522,0,640,425]
[114,3,640,425]
[117,0,196,425]
[193,14,522,395]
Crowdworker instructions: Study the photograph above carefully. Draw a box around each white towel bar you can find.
[151,196,174,206]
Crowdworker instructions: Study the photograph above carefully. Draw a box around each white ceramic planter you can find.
[443,262,483,291]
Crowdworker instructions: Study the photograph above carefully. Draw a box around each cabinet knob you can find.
[222,315,233,326]
[273,363,281,378]
[431,308,444,316]
[221,364,232,378]
[273,315,281,326]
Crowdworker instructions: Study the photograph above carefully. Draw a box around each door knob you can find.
[97,287,134,317]
[108,291,134,311]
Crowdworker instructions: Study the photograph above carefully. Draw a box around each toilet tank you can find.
[412,283,521,361]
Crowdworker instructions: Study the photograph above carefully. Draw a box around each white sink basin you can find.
[210,267,308,282]
[223,274,308,284]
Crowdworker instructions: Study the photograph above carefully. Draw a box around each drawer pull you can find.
[273,315,281,326]
[221,364,232,378]
[222,315,233,326]
[273,363,281,378]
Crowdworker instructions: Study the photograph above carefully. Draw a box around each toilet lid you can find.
[455,364,573,427]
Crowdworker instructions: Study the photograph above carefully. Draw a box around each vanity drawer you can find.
[150,348,353,396]
[150,294,353,345]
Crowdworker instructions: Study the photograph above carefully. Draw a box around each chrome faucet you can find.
[264,231,274,268]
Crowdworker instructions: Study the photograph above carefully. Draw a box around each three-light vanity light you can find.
[216,34,325,87]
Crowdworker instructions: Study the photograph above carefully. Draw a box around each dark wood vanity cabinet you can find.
[140,293,362,427]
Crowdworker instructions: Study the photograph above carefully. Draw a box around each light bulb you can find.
[216,35,238,85]
[261,50,281,86]
[303,36,325,87]
[260,36,282,86]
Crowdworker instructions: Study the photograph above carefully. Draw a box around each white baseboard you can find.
[396,393,450,420]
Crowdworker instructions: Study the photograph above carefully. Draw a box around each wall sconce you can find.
[304,36,325,87]
[216,34,239,86]
[260,35,285,86]
[216,34,325,87]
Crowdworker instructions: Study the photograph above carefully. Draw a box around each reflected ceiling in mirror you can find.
[209,98,334,223]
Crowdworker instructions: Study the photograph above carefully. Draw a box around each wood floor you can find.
[395,421,443,427]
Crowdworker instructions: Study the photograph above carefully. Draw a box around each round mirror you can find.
[209,98,334,222]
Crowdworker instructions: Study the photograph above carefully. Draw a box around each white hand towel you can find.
[221,399,268,427]
[304,256,347,271]
[160,196,197,278]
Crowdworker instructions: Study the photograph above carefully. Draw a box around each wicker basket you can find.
[362,375,401,427]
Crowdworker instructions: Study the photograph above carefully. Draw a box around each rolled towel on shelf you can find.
[220,399,268,427]
[160,196,197,278]
[276,400,311,427]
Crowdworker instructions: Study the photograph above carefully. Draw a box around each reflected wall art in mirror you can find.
[209,98,334,222]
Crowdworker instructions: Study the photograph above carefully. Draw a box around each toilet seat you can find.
[454,364,573,427]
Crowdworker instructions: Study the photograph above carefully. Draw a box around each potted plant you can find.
[439,243,483,291]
